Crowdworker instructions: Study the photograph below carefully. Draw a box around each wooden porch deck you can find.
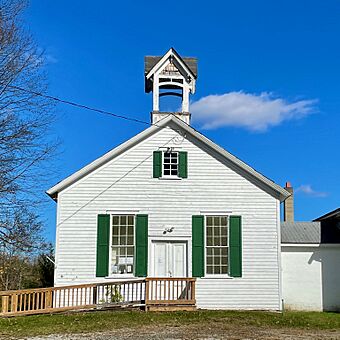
[0,277,196,317]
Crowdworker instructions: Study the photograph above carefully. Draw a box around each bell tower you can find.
[145,48,197,125]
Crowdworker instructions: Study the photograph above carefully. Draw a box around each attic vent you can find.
[161,63,180,76]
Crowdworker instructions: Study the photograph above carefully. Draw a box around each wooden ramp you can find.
[0,278,196,317]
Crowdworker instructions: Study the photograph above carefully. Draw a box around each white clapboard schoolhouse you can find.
[47,48,290,310]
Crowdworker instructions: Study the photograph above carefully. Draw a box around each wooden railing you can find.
[0,277,196,317]
[0,279,145,317]
[145,278,196,305]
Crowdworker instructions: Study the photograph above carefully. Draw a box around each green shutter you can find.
[192,215,204,277]
[229,216,242,277]
[96,214,110,277]
[135,214,148,277]
[153,151,162,178]
[179,151,188,178]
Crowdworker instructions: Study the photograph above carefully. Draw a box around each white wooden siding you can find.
[282,245,340,311]
[54,125,280,310]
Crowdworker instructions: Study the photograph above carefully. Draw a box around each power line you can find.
[9,85,162,127]
[57,135,179,226]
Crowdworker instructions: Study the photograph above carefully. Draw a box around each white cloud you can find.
[191,91,317,131]
[296,184,328,198]
[45,54,58,64]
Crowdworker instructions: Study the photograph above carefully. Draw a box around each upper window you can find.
[206,216,228,275]
[163,151,178,177]
[111,215,135,275]
[153,150,187,179]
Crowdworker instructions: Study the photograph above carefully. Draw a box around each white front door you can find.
[153,241,187,277]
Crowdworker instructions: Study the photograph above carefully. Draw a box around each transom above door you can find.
[152,241,187,277]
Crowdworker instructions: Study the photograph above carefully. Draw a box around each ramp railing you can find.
[0,279,145,317]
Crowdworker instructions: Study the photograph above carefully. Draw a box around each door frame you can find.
[150,238,189,277]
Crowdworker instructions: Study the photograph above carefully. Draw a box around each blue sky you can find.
[25,1,340,242]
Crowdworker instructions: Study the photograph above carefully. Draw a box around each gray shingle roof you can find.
[144,56,198,77]
[281,222,321,244]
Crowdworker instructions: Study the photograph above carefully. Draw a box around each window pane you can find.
[206,217,213,226]
[214,256,220,265]
[221,266,228,274]
[113,225,119,236]
[120,216,127,225]
[214,266,221,275]
[120,225,127,235]
[207,266,213,274]
[128,216,134,225]
[112,247,118,263]
[112,216,119,225]
[213,237,220,246]
[221,216,227,225]
[213,248,221,256]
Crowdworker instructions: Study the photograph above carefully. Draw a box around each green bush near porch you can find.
[0,309,339,338]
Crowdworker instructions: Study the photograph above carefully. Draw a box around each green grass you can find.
[0,309,339,338]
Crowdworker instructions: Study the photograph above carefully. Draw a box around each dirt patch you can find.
[26,322,340,340]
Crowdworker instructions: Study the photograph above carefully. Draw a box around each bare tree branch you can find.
[0,0,58,289]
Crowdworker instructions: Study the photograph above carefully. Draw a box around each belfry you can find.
[144,48,197,125]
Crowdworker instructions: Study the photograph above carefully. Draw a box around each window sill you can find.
[105,275,135,279]
[158,176,182,180]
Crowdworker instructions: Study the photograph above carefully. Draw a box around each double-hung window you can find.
[163,150,178,177]
[206,216,228,275]
[111,215,135,275]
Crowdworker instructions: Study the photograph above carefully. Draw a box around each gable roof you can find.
[281,222,321,244]
[313,208,340,221]
[145,56,197,78]
[145,47,197,79]
[47,115,290,201]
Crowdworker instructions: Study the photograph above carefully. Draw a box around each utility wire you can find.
[9,85,163,127]
[57,135,180,227]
